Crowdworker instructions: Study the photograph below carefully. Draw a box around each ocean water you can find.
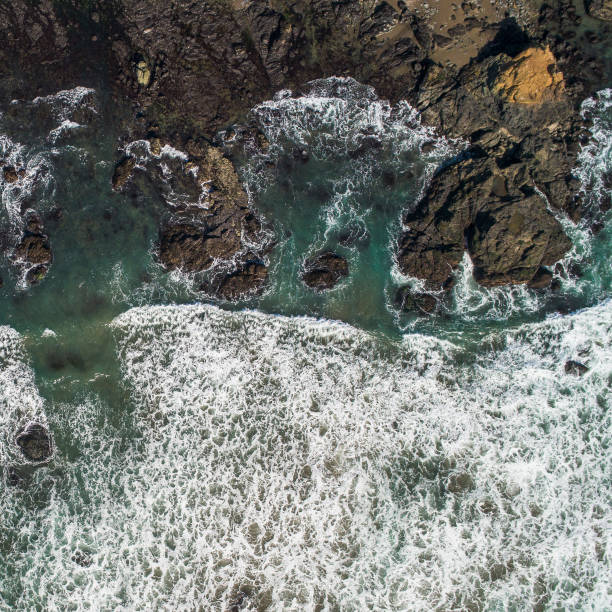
[0,80,610,610]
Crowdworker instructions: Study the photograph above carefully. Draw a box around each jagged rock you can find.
[395,287,438,314]
[302,252,349,291]
[585,0,612,21]
[216,260,268,300]
[13,232,52,283]
[565,360,589,376]
[159,222,240,273]
[111,155,136,190]
[398,155,571,288]
[15,422,53,462]
[157,146,266,274]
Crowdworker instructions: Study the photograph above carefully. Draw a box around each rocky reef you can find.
[0,0,610,298]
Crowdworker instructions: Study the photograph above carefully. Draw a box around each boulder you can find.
[302,252,349,290]
[527,267,553,289]
[565,360,589,376]
[13,232,52,283]
[15,422,53,462]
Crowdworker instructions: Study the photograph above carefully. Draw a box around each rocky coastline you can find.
[0,0,610,299]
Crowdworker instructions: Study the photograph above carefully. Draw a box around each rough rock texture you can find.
[216,260,269,300]
[12,232,53,284]
[302,252,349,291]
[585,0,612,21]
[155,146,267,283]
[492,47,565,105]
[15,422,53,462]
[0,0,610,292]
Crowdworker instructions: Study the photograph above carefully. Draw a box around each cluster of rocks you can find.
[112,142,271,299]
[0,0,610,302]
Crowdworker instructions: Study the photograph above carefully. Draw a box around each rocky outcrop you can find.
[302,252,349,291]
[492,47,565,105]
[395,287,438,315]
[1,0,610,295]
[565,360,589,376]
[12,232,53,284]
[15,422,53,462]
[585,0,612,21]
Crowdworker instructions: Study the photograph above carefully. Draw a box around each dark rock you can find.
[13,233,52,283]
[395,287,438,315]
[3,166,19,183]
[398,155,571,288]
[111,155,136,190]
[585,0,612,21]
[565,360,589,376]
[159,222,238,273]
[527,267,553,289]
[216,260,268,300]
[72,551,93,567]
[157,146,267,274]
[302,252,349,291]
[15,422,53,463]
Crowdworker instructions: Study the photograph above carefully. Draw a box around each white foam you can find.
[4,304,608,609]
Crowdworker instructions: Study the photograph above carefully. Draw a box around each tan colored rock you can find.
[136,60,151,86]
[493,47,565,105]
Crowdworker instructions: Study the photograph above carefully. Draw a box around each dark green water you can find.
[0,80,610,610]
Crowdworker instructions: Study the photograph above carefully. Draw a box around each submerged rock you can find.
[395,287,438,315]
[302,252,349,291]
[15,422,53,463]
[565,360,589,376]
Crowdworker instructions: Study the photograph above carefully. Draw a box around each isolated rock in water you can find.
[395,287,438,315]
[493,47,565,105]
[156,146,267,274]
[13,232,52,283]
[111,155,136,190]
[15,422,53,462]
[302,252,349,290]
[565,360,589,376]
[3,166,19,183]
[585,0,612,21]
[216,260,268,300]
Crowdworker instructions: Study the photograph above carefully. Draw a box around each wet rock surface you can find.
[0,0,610,293]
[215,260,269,300]
[302,252,349,291]
[15,422,53,463]
[12,232,53,284]
[565,359,589,376]
[395,287,438,315]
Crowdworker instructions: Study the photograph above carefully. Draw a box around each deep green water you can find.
[0,81,610,610]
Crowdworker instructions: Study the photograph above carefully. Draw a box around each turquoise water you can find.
[0,81,610,610]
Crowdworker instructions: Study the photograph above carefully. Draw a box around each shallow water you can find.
[0,81,610,610]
